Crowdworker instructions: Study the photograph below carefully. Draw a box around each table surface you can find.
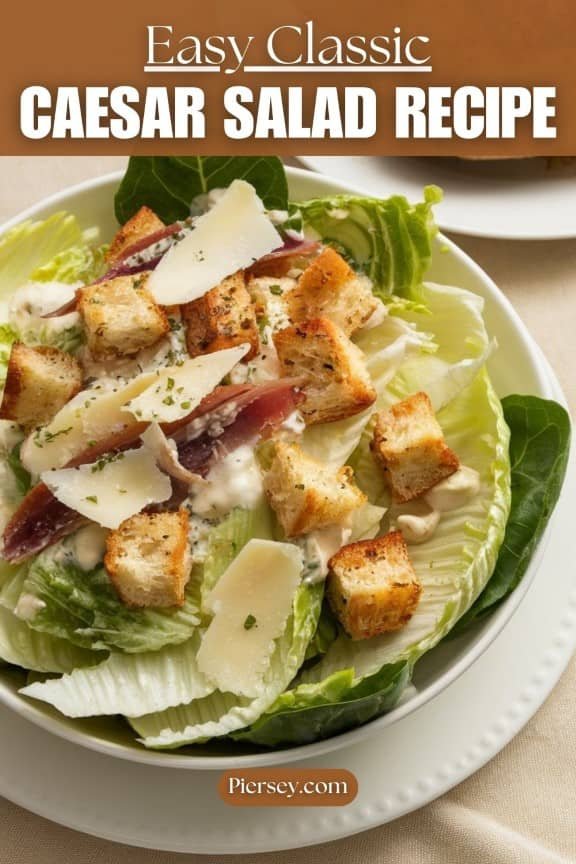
[0,156,574,864]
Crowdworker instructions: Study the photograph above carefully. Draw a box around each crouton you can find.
[287,248,377,335]
[264,441,366,537]
[327,531,421,639]
[106,206,165,266]
[105,510,192,608]
[0,342,82,428]
[78,273,169,360]
[181,272,259,360]
[371,392,459,503]
[274,317,376,425]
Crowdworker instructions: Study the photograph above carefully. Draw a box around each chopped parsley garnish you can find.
[90,451,125,473]
[85,495,98,504]
[269,284,283,296]
[162,395,175,406]
[166,377,175,391]
[243,614,257,631]
[33,426,73,449]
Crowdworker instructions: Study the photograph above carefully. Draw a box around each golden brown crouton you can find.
[106,206,165,266]
[105,510,191,608]
[287,248,377,335]
[78,273,169,360]
[264,441,366,537]
[327,532,422,639]
[274,318,376,425]
[371,392,459,503]
[0,342,82,428]
[181,272,259,360]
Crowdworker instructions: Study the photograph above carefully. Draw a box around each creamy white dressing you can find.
[10,280,78,317]
[190,187,227,215]
[301,524,352,585]
[71,524,108,571]
[397,507,441,545]
[9,280,81,342]
[395,466,481,545]
[268,209,291,225]
[187,513,216,562]
[279,410,306,438]
[14,593,46,622]
[229,337,281,385]
[425,466,481,513]
[190,445,263,517]
[80,310,187,381]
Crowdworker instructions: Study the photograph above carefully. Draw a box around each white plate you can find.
[297,156,576,240]
[0,353,573,855]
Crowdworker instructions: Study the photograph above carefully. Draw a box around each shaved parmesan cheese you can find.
[20,372,158,476]
[41,448,172,529]
[123,344,249,424]
[197,539,302,697]
[147,180,282,306]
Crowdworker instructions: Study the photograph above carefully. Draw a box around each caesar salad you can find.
[0,156,569,751]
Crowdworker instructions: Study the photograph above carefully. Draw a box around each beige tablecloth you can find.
[0,157,575,864]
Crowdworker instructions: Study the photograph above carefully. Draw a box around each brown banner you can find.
[218,769,358,806]
[1,0,574,154]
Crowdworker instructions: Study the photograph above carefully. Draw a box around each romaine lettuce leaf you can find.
[233,660,410,748]
[0,605,103,674]
[19,631,214,717]
[31,239,107,285]
[20,543,201,654]
[303,366,510,684]
[388,281,493,411]
[453,395,571,634]
[115,156,289,224]
[0,213,89,299]
[296,186,441,298]
[127,501,325,749]
[129,579,323,749]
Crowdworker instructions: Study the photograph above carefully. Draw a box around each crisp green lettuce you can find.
[0,564,104,676]
[128,503,322,748]
[0,212,105,354]
[31,239,107,285]
[19,543,201,654]
[233,661,410,748]
[19,631,214,717]
[453,395,571,633]
[304,367,510,685]
[0,606,102,674]
[0,213,84,299]
[296,186,441,298]
[130,580,323,749]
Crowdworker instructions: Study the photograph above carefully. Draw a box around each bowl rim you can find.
[0,165,561,769]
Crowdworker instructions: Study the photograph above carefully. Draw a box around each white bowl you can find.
[0,167,556,769]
